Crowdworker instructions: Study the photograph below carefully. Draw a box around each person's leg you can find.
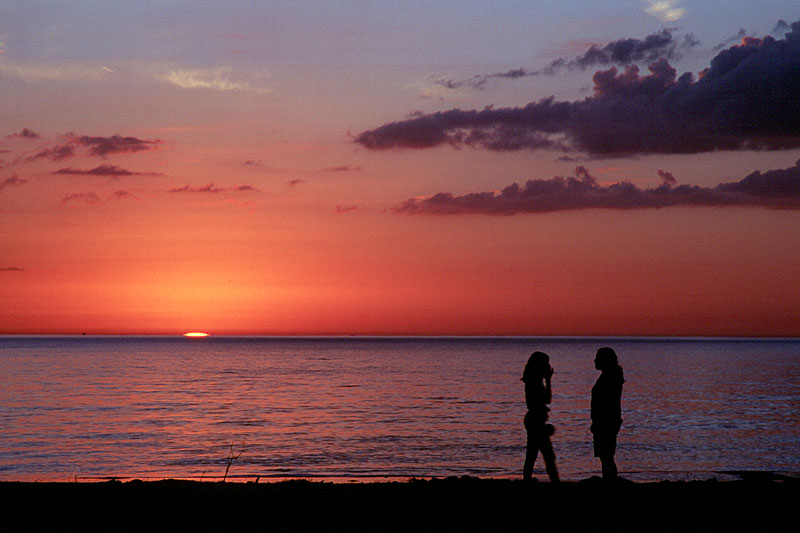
[540,433,559,483]
[523,429,540,480]
[600,455,617,479]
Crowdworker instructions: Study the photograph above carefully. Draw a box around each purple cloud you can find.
[233,184,260,192]
[657,169,677,187]
[394,161,800,215]
[29,144,76,161]
[52,164,160,177]
[71,134,161,156]
[358,21,800,157]
[433,28,698,90]
[321,165,362,173]
[169,183,226,193]
[0,175,27,192]
[6,128,41,140]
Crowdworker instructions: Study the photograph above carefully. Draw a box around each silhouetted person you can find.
[522,351,559,482]
[591,347,624,480]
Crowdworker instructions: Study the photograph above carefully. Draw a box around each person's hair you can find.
[522,351,549,383]
[596,347,624,376]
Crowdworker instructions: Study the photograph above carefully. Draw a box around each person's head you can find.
[522,351,550,382]
[594,347,619,372]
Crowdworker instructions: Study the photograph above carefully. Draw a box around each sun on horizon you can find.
[183,332,210,338]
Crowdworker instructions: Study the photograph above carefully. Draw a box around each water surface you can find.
[1,336,797,481]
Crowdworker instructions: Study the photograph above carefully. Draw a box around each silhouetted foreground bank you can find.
[2,476,796,531]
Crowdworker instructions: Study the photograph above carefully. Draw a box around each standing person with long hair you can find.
[521,351,559,482]
[591,347,624,480]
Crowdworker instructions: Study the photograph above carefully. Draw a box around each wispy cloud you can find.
[0,175,27,192]
[321,165,362,173]
[432,28,698,90]
[645,1,686,22]
[288,179,305,186]
[28,144,75,161]
[61,192,101,206]
[358,21,800,157]
[335,205,358,213]
[26,134,161,162]
[53,165,163,178]
[0,267,25,272]
[163,68,270,94]
[0,61,113,82]
[169,183,226,193]
[52,164,161,177]
[393,161,800,215]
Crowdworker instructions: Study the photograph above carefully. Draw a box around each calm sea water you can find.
[0,336,798,482]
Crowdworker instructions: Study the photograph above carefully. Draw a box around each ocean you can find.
[0,336,798,482]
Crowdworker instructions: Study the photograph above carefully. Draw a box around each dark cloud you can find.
[0,267,25,272]
[657,169,677,187]
[433,28,698,89]
[111,190,133,199]
[321,165,362,172]
[61,192,100,206]
[243,160,263,166]
[288,179,305,186]
[335,205,358,213]
[71,134,161,156]
[168,183,226,193]
[358,21,800,157]
[233,184,260,192]
[393,161,800,215]
[0,175,27,192]
[6,128,41,140]
[28,144,76,161]
[52,164,160,177]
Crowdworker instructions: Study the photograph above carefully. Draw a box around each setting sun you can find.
[183,332,210,338]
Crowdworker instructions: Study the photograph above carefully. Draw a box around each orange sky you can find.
[2,3,799,336]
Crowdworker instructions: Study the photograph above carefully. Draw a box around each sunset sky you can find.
[2,1,799,336]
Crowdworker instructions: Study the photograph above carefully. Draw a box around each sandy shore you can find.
[2,476,795,531]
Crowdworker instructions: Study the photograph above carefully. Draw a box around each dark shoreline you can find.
[3,476,796,531]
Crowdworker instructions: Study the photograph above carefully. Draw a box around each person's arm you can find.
[544,365,553,404]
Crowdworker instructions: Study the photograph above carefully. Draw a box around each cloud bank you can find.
[393,161,800,215]
[358,21,800,157]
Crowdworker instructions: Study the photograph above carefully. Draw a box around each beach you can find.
[3,476,795,531]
